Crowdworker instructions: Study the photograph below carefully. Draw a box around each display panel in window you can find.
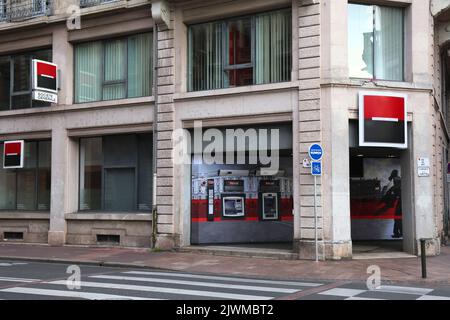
[74,33,153,103]
[79,133,153,212]
[0,140,51,211]
[0,49,52,111]
[188,8,292,91]
[348,3,404,81]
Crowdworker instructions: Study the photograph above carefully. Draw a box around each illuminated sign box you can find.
[3,140,24,169]
[359,92,407,149]
[32,59,58,104]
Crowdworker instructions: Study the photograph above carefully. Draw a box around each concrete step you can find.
[178,245,299,260]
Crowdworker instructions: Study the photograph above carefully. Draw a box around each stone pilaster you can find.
[154,7,177,249]
[294,0,324,259]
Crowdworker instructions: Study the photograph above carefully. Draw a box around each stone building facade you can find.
[0,0,448,260]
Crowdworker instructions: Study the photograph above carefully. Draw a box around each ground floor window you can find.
[79,133,152,212]
[0,140,51,211]
[189,123,293,245]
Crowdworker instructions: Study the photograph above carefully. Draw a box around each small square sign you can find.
[3,140,24,169]
[311,161,322,176]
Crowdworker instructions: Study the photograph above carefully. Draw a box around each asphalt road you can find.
[0,259,449,300]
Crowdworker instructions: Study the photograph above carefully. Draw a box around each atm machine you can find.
[221,180,246,219]
[259,180,280,221]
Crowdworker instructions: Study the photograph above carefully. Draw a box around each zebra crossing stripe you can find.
[0,277,39,283]
[0,287,152,300]
[90,275,299,293]
[375,285,434,296]
[49,280,274,300]
[124,271,321,287]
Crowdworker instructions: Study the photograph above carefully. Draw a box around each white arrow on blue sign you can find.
[308,144,323,161]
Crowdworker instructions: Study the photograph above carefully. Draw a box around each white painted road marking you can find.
[124,271,321,287]
[49,280,273,300]
[0,277,39,283]
[345,296,385,300]
[417,295,450,300]
[319,288,366,297]
[375,285,434,296]
[1,287,151,300]
[90,274,299,293]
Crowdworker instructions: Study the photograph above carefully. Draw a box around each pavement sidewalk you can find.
[0,243,449,286]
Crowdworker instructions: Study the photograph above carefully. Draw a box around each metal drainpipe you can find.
[152,19,159,249]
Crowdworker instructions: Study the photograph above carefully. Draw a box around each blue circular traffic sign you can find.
[308,144,323,161]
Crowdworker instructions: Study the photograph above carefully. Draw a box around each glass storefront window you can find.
[188,8,292,91]
[79,133,152,212]
[0,140,51,211]
[79,137,102,211]
[348,3,404,81]
[74,33,153,103]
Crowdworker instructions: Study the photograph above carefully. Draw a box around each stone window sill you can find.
[0,212,50,220]
[66,212,152,222]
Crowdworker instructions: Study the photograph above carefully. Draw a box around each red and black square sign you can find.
[359,92,407,148]
[3,140,24,169]
[32,60,57,93]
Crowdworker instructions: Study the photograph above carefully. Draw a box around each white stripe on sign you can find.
[124,271,321,287]
[375,285,434,296]
[371,117,399,122]
[0,277,39,283]
[41,75,55,79]
[1,287,150,300]
[49,280,273,300]
[90,275,298,294]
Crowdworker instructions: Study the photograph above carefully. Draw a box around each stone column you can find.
[48,25,75,246]
[320,0,352,259]
[154,5,177,249]
[295,0,324,259]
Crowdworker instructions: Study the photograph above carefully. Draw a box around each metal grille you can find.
[0,0,51,22]
[79,0,119,9]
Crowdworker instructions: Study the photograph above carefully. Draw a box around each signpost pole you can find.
[309,144,323,263]
[314,175,318,262]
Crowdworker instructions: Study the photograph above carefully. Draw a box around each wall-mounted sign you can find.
[3,140,24,169]
[447,163,450,183]
[418,157,430,177]
[302,158,311,168]
[32,59,58,104]
[359,92,407,149]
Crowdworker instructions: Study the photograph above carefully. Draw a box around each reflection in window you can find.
[188,9,292,91]
[79,133,153,212]
[348,3,404,81]
[0,140,51,211]
[0,49,52,111]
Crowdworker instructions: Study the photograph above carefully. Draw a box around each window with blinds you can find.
[348,3,404,81]
[74,33,153,103]
[188,8,292,91]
